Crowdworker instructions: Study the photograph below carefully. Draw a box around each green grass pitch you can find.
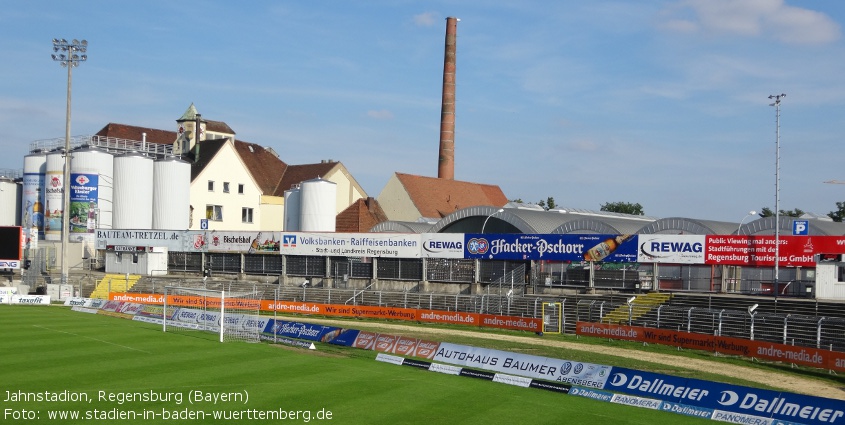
[0,305,709,424]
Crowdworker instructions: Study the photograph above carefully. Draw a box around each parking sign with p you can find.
[793,220,809,235]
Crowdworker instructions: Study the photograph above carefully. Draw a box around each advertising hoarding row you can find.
[94,230,845,266]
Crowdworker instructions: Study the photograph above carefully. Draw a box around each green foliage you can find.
[828,201,845,222]
[600,201,644,215]
[759,207,804,218]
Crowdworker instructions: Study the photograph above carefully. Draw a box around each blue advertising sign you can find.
[464,234,637,262]
[793,220,809,236]
[606,367,845,425]
[269,320,343,342]
[69,173,98,234]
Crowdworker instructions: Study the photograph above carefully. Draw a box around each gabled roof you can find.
[95,123,177,145]
[95,123,286,192]
[336,197,389,232]
[395,172,508,219]
[275,161,340,196]
[233,142,287,195]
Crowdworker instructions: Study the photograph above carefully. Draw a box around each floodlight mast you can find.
[769,93,784,300]
[51,38,88,286]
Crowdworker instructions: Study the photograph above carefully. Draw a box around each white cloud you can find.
[366,109,394,120]
[660,0,840,44]
[413,12,437,27]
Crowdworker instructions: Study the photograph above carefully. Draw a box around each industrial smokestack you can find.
[437,17,458,180]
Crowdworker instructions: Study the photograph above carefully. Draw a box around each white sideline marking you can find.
[33,325,152,354]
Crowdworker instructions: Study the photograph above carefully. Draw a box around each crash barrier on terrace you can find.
[576,299,845,353]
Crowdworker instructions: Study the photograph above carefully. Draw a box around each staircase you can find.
[89,274,140,299]
[602,292,673,324]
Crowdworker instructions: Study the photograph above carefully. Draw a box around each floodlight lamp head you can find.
[749,210,757,215]
[748,304,758,314]
[627,296,636,305]
[301,280,309,288]
[506,289,513,297]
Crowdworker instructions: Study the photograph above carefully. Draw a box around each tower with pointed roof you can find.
[174,103,206,155]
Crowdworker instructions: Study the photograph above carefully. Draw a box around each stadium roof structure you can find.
[370,204,845,236]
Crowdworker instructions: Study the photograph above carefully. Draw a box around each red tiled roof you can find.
[396,172,508,218]
[233,142,287,195]
[95,123,177,145]
[274,162,339,196]
[336,197,389,232]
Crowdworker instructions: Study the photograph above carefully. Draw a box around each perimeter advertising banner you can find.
[432,341,613,388]
[421,233,464,258]
[636,235,705,264]
[605,367,845,425]
[278,232,421,258]
[463,234,638,262]
[576,322,845,373]
[705,235,845,267]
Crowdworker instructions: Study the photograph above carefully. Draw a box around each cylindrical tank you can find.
[152,157,191,230]
[44,148,66,241]
[22,152,46,238]
[300,178,337,232]
[0,176,20,226]
[70,146,114,233]
[113,152,153,229]
[283,186,301,232]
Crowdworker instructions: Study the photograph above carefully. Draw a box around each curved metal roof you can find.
[369,221,434,233]
[370,205,845,236]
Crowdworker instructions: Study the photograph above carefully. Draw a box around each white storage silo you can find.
[300,177,336,232]
[283,186,301,231]
[44,149,66,241]
[113,152,153,229]
[0,176,20,226]
[70,146,114,233]
[22,152,46,237]
[152,157,191,230]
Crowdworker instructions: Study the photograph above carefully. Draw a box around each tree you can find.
[829,202,845,222]
[759,207,804,218]
[601,201,644,215]
[546,197,556,210]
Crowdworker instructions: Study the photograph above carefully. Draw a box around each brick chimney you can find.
[437,17,458,180]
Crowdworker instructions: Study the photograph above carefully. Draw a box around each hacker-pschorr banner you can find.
[432,342,612,388]
[278,232,421,258]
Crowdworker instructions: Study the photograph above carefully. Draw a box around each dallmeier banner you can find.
[606,367,845,425]
[278,232,421,258]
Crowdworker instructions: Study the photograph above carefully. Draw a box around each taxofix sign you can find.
[432,341,612,388]
[463,234,637,262]
[606,367,845,425]
[278,232,421,258]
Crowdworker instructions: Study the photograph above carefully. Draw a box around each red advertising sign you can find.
[576,321,845,373]
[705,235,845,267]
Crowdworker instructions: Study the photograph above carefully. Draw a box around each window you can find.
[238,184,244,194]
[207,180,214,192]
[242,207,253,223]
[206,205,223,221]
[223,182,230,193]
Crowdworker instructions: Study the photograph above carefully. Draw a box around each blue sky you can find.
[2,1,844,222]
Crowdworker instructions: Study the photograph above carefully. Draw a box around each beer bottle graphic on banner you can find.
[584,235,633,262]
[248,232,263,253]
